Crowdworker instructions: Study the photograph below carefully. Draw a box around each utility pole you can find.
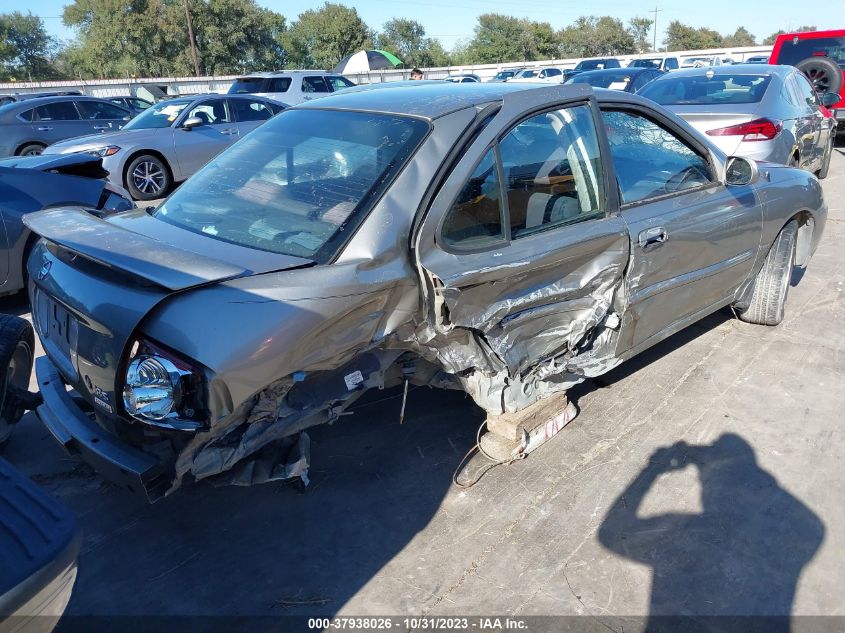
[650,6,663,52]
[182,0,201,76]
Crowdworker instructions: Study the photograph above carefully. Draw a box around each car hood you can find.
[23,207,314,291]
[44,127,164,154]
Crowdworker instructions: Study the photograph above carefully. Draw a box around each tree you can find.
[763,26,816,45]
[560,16,636,57]
[377,18,450,68]
[723,26,756,47]
[0,12,60,81]
[468,14,529,63]
[283,3,372,70]
[62,0,286,78]
[628,16,654,53]
[663,21,722,51]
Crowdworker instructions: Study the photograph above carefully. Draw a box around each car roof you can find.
[0,94,125,110]
[655,64,792,78]
[236,71,335,78]
[576,67,655,76]
[296,81,641,119]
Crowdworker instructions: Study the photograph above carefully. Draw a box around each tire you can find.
[0,314,35,446]
[125,154,171,201]
[817,135,833,179]
[16,143,46,157]
[737,221,798,326]
[795,56,843,95]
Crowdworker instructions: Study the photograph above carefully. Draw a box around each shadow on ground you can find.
[598,434,824,632]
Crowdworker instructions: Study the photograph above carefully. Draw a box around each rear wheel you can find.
[795,56,843,95]
[16,143,46,157]
[817,135,833,179]
[125,154,171,201]
[0,314,35,447]
[736,221,798,326]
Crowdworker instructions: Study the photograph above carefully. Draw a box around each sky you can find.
[21,0,845,52]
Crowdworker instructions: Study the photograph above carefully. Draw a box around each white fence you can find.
[0,45,773,99]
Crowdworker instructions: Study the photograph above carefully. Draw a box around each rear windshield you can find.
[122,99,191,129]
[638,74,772,105]
[774,36,845,68]
[228,77,267,94]
[154,109,430,263]
[629,58,662,68]
[569,71,633,88]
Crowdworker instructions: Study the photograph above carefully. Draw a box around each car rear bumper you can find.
[34,356,170,503]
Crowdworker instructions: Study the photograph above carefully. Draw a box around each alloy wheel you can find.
[132,160,166,196]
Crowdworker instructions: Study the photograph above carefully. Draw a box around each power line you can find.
[650,6,663,51]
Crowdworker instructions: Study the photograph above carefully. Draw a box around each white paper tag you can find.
[344,370,364,390]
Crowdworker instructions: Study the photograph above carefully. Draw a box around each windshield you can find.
[122,100,191,129]
[629,58,662,68]
[576,60,607,70]
[154,109,430,262]
[570,71,632,88]
[229,77,265,94]
[638,74,772,105]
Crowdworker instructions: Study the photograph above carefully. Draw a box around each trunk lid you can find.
[25,207,313,419]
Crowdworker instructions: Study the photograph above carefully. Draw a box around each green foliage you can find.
[559,16,636,57]
[763,26,816,46]
[377,18,449,67]
[628,17,654,53]
[723,26,756,47]
[663,21,723,51]
[60,0,286,78]
[282,3,372,70]
[0,12,60,81]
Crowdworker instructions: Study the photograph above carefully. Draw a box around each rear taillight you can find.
[706,118,782,142]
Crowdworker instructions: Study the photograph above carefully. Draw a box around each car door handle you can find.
[93,124,110,130]
[221,128,238,135]
[36,126,53,131]
[638,227,668,250]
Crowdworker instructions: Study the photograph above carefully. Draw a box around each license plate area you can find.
[34,289,79,382]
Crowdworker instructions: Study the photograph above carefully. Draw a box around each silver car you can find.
[43,94,286,200]
[638,65,838,178]
[2,83,826,501]
[0,96,131,157]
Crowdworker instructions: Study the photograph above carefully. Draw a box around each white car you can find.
[509,67,564,83]
[227,71,356,106]
[680,56,727,68]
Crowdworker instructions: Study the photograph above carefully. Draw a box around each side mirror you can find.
[725,156,759,186]
[182,116,204,130]
[820,92,840,108]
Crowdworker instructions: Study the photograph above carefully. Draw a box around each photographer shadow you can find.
[597,434,824,632]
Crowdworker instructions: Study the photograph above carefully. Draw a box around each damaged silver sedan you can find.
[2,83,826,501]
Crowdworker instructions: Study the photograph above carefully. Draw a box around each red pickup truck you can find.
[770,30,845,129]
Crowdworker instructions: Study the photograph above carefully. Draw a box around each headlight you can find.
[88,145,121,157]
[122,340,207,430]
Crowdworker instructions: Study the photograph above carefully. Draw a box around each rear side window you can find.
[231,99,276,122]
[302,77,330,93]
[76,100,129,120]
[18,108,34,121]
[774,36,845,68]
[228,77,266,94]
[441,104,606,248]
[32,101,81,121]
[501,105,604,239]
[327,76,355,91]
[665,58,679,70]
[638,74,772,105]
[441,149,504,248]
[268,77,292,93]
